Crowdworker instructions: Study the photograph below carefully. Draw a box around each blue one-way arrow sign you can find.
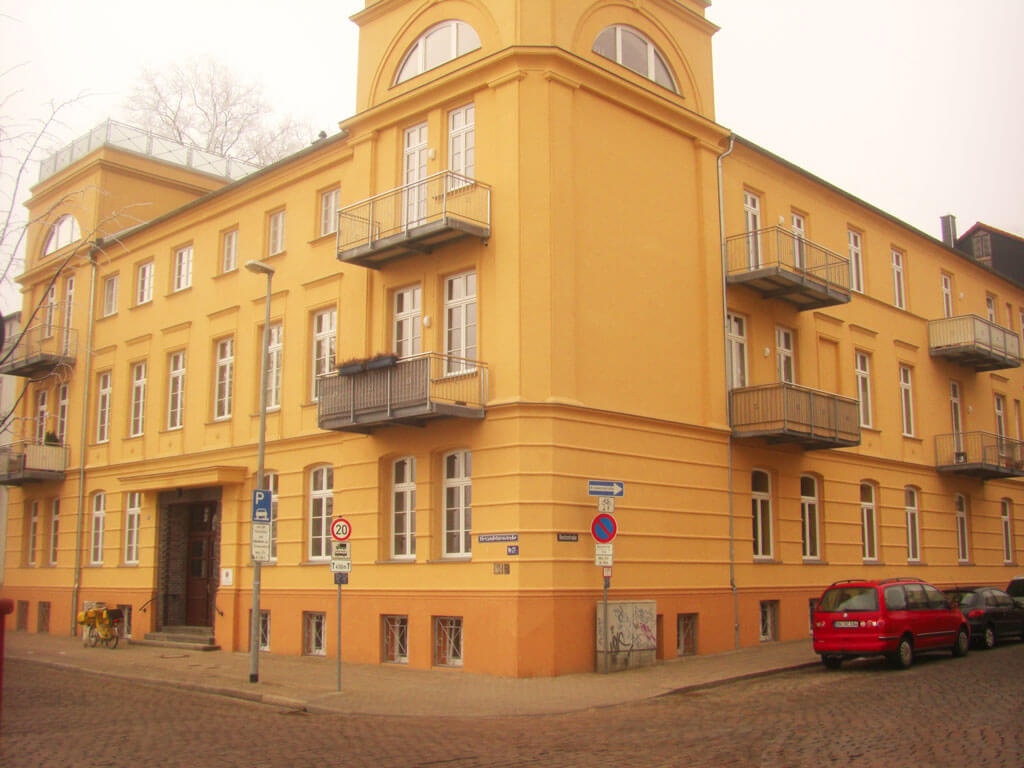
[587,480,624,497]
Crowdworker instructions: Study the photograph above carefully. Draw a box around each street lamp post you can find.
[245,259,275,684]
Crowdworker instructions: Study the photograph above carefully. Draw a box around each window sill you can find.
[801,558,829,565]
[752,557,778,564]
[902,434,924,443]
[862,559,885,565]
[206,418,233,426]
[299,559,330,566]
[957,561,974,566]
[428,556,472,563]
[129,301,153,311]
[158,426,184,435]
[376,558,416,564]
[119,563,139,568]
[97,312,117,321]
[214,268,238,280]
[166,287,193,298]
[309,232,336,245]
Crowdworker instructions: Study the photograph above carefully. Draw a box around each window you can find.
[173,245,193,292]
[986,295,996,323]
[1002,500,1014,563]
[266,323,283,410]
[27,501,38,566]
[96,372,112,443]
[955,494,969,562]
[42,285,56,338]
[759,601,778,642]
[751,470,772,559]
[265,471,279,561]
[56,384,68,444]
[167,351,185,430]
[433,615,463,666]
[222,229,238,273]
[214,338,234,420]
[448,104,475,181]
[800,475,819,560]
[320,188,339,237]
[129,361,147,437]
[43,214,81,256]
[311,309,336,400]
[395,20,481,85]
[950,381,963,454]
[392,457,416,559]
[776,327,795,384]
[102,275,119,317]
[258,610,271,651]
[382,615,409,663]
[124,492,141,565]
[303,612,326,656]
[860,483,877,561]
[34,390,47,443]
[677,614,698,656]
[995,394,1007,440]
[394,286,422,358]
[49,499,59,565]
[791,212,806,269]
[91,492,106,565]
[848,230,863,293]
[592,24,677,92]
[726,313,748,390]
[905,487,920,562]
[309,465,333,560]
[136,261,153,305]
[268,210,286,256]
[941,274,953,318]
[899,365,914,436]
[443,450,472,557]
[891,249,905,309]
[742,192,761,268]
[62,275,75,354]
[444,272,476,372]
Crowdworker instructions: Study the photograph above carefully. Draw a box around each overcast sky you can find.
[2,0,1022,312]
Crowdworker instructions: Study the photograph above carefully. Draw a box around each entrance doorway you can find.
[185,502,218,626]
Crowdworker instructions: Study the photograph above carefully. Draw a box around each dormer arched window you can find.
[593,25,677,93]
[43,214,81,257]
[395,20,481,85]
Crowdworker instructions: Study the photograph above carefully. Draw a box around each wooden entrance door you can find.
[185,502,218,626]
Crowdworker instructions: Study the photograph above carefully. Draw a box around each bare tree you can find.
[123,57,313,167]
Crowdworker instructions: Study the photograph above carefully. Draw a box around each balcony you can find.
[935,432,1024,479]
[0,440,69,485]
[0,319,78,377]
[318,352,488,433]
[928,315,1021,371]
[336,171,491,268]
[725,226,851,310]
[729,382,860,449]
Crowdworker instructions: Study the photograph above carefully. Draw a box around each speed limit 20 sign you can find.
[331,517,352,542]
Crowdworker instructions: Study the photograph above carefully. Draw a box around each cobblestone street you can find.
[5,643,1024,767]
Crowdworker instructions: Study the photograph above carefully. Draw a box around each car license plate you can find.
[833,620,858,628]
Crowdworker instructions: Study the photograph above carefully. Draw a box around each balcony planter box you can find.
[337,360,366,376]
[365,353,398,370]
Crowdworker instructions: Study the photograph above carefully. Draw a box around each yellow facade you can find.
[4,0,1024,677]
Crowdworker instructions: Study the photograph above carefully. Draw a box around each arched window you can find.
[43,215,81,257]
[395,20,481,85]
[592,25,677,92]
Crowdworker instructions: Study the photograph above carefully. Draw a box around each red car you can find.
[813,577,970,669]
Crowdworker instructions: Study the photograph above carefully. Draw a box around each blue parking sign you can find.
[252,489,273,522]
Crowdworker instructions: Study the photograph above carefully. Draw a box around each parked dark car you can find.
[944,586,1024,649]
[1006,576,1024,601]
[813,577,969,670]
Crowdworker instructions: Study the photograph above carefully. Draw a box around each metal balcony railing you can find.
[336,171,491,267]
[318,352,488,432]
[0,439,69,485]
[935,431,1024,479]
[0,311,78,377]
[725,226,851,309]
[729,382,860,449]
[928,315,1022,371]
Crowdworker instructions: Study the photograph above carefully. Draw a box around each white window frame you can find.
[848,230,864,293]
[320,188,340,237]
[905,487,920,562]
[214,338,234,421]
[167,351,185,430]
[995,393,1007,439]
[941,274,953,318]
[34,389,47,443]
[591,24,677,92]
[861,483,878,561]
[443,450,472,558]
[62,275,75,354]
[102,274,119,317]
[136,261,153,305]
[265,471,279,561]
[43,214,80,256]
[1002,499,1014,564]
[303,611,326,656]
[433,615,464,667]
[776,326,795,384]
[751,469,772,559]
[444,272,477,373]
[90,492,105,565]
[266,323,283,411]
[311,308,336,401]
[173,245,193,292]
[222,229,238,273]
[891,249,905,310]
[448,104,475,183]
[791,212,806,269]
[42,285,56,338]
[268,210,286,256]
[759,601,778,643]
[309,465,333,561]
[986,296,997,323]
[955,493,969,563]
[743,191,761,268]
[392,457,416,560]
[899,364,914,436]
[56,384,68,445]
[96,371,112,443]
[49,499,59,566]
[855,351,872,428]
[727,313,748,390]
[124,492,141,565]
[382,615,409,664]
[800,475,819,560]
[394,285,422,358]
[395,20,481,85]
[950,380,963,454]
[129,361,147,438]
[28,501,38,566]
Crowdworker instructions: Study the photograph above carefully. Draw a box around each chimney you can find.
[940,214,958,247]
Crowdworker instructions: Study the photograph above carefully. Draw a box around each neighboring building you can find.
[954,221,1024,285]
[2,0,1023,675]
[0,312,20,585]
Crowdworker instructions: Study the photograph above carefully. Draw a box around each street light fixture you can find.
[245,259,275,684]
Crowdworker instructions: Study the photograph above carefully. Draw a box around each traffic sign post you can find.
[328,519,352,692]
[591,508,619,673]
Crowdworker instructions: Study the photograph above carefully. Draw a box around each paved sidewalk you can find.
[4,631,818,717]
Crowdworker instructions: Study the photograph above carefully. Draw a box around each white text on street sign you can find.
[587,480,624,497]
[252,489,273,522]
[595,542,613,566]
[251,521,271,562]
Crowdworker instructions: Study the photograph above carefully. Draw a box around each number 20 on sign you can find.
[331,517,352,542]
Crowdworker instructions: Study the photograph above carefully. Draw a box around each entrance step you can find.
[135,625,220,651]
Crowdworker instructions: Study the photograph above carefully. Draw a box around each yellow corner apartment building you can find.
[3,0,1024,677]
